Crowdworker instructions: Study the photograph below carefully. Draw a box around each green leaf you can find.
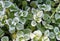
[0,2,3,11]
[30,1,37,8]
[27,12,33,20]
[0,1,5,15]
[44,30,50,36]
[19,10,28,17]
[55,13,60,20]
[31,20,37,27]
[45,24,53,29]
[49,32,55,39]
[0,22,4,27]
[22,1,27,8]
[56,4,60,13]
[16,23,24,30]
[23,29,31,34]
[24,34,30,40]
[56,32,60,40]
[45,0,51,5]
[0,28,4,37]
[8,4,19,12]
[12,17,19,25]
[50,38,56,41]
[37,0,43,3]
[19,17,26,24]
[4,1,12,8]
[23,11,28,17]
[5,18,12,25]
[43,14,50,20]
[9,26,15,34]
[54,27,59,35]
[1,36,9,41]
[37,23,46,33]
[38,4,51,11]
[17,30,24,37]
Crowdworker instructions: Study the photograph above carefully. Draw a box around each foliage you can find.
[0,0,60,41]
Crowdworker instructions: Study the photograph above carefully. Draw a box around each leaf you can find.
[55,13,60,20]
[8,4,19,12]
[30,1,37,8]
[0,1,5,15]
[17,31,24,37]
[4,1,12,8]
[16,23,24,30]
[49,32,55,39]
[1,36,9,41]
[22,1,27,8]
[43,14,50,20]
[56,32,60,40]
[12,17,19,25]
[0,1,3,11]
[9,26,15,34]
[19,17,26,24]
[23,29,31,34]
[54,27,59,35]
[37,0,43,3]
[37,23,46,33]
[56,4,60,13]
[45,24,53,29]
[27,12,33,20]
[44,30,50,36]
[23,11,28,17]
[24,34,30,40]
[45,0,51,5]
[50,38,56,41]
[5,18,12,25]
[0,28,4,37]
[31,20,37,27]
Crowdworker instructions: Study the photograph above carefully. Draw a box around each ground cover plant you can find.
[0,0,60,41]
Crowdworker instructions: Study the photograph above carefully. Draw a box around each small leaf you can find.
[23,29,31,34]
[55,13,60,20]
[19,18,26,24]
[9,26,15,34]
[49,32,55,39]
[37,0,43,3]
[44,30,50,36]
[56,32,60,40]
[16,23,24,30]
[0,28,4,37]
[22,1,27,9]
[17,31,24,37]
[1,36,9,41]
[31,20,37,27]
[30,1,37,8]
[45,24,53,29]
[24,34,30,40]
[37,23,46,33]
[54,27,59,35]
[4,1,12,8]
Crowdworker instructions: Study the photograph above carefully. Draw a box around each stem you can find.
[50,10,56,18]
[50,4,60,19]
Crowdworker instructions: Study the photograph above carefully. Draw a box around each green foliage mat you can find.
[0,0,60,41]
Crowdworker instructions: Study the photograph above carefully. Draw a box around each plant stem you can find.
[50,4,60,19]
